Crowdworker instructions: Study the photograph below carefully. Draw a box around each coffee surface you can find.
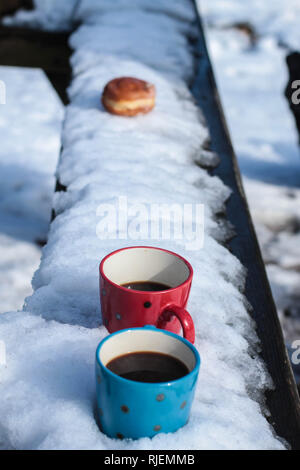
[121,281,171,291]
[106,351,189,383]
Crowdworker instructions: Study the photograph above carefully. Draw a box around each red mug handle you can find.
[156,305,195,344]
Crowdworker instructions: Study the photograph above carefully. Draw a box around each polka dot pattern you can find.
[156,393,165,402]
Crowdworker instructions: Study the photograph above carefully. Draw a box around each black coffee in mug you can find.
[106,351,189,383]
[121,281,171,292]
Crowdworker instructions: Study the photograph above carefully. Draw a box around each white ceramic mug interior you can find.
[99,328,196,373]
[102,247,191,288]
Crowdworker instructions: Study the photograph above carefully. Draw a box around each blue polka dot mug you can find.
[95,326,200,440]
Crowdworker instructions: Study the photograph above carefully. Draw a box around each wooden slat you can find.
[0,25,72,104]
[191,2,300,449]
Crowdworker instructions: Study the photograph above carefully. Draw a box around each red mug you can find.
[99,246,195,343]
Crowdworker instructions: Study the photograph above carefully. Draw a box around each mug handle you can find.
[156,305,195,344]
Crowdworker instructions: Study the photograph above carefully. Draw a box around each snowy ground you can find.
[0,66,63,312]
[199,1,300,357]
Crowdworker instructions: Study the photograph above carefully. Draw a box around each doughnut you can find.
[102,77,156,116]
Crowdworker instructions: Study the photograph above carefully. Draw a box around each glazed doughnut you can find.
[102,77,156,116]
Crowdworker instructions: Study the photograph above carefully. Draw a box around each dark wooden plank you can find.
[0,25,72,104]
[191,1,300,449]
[285,52,300,143]
[0,25,71,70]
[0,0,32,17]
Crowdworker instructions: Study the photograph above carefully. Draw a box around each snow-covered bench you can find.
[0,0,299,450]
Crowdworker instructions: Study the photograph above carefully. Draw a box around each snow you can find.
[198,3,300,349]
[0,0,289,450]
[0,66,63,312]
[200,0,300,50]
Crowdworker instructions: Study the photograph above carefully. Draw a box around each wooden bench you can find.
[1,0,299,449]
